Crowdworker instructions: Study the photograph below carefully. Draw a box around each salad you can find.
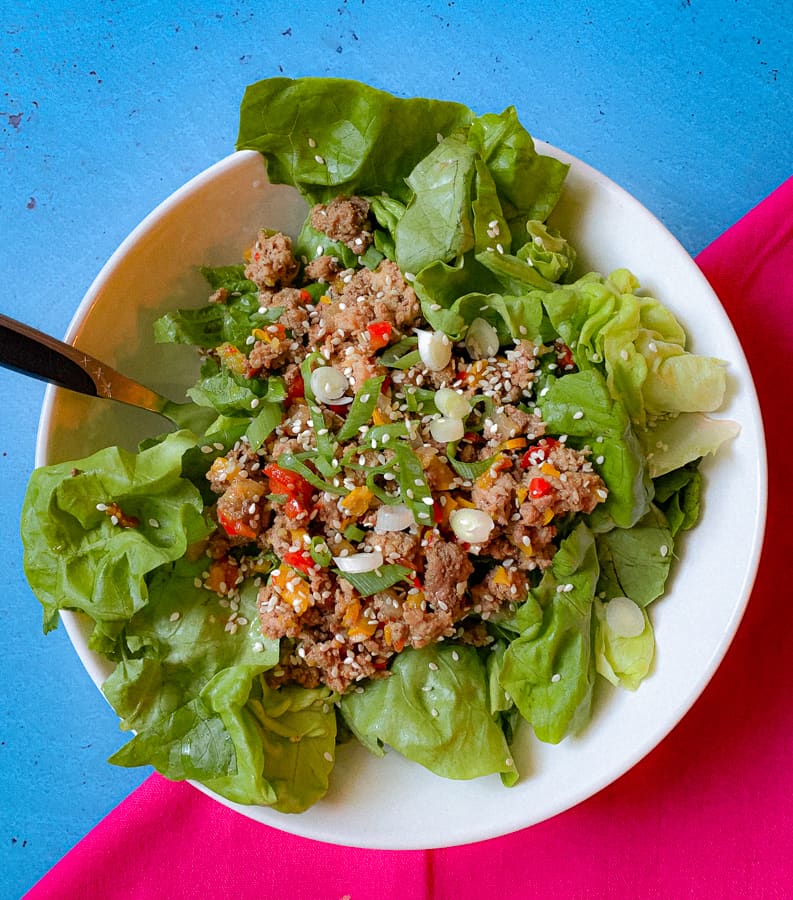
[21,78,739,814]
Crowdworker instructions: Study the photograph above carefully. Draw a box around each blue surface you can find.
[1,1,791,895]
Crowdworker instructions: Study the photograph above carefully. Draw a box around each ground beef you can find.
[248,335,292,371]
[269,286,312,339]
[332,345,387,392]
[471,469,519,526]
[199,206,612,695]
[310,196,373,254]
[309,259,419,349]
[421,540,474,622]
[304,254,342,283]
[363,530,421,564]
[244,231,300,288]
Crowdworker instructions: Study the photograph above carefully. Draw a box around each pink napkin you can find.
[26,178,793,900]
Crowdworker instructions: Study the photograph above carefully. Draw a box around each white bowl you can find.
[36,146,767,849]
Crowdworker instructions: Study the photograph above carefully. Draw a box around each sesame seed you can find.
[551,673,561,683]
[169,611,180,622]
[431,708,439,717]
[428,661,439,671]
[314,154,325,165]
[660,544,669,557]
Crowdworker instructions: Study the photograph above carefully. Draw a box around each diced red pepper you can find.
[554,340,576,370]
[367,321,393,351]
[299,289,313,304]
[529,477,553,498]
[264,463,314,518]
[286,372,305,404]
[282,549,315,574]
[432,499,444,525]
[217,509,258,540]
[519,437,560,469]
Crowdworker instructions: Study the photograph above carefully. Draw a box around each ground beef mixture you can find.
[200,196,608,694]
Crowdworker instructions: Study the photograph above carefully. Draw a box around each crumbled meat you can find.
[310,196,373,254]
[196,202,611,694]
[244,230,299,288]
[309,259,420,348]
[269,287,312,339]
[304,254,342,283]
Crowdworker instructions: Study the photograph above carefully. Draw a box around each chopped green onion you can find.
[276,452,347,496]
[379,337,419,369]
[446,442,499,480]
[336,375,386,441]
[366,422,410,447]
[343,524,367,543]
[309,535,333,567]
[392,443,434,523]
[300,351,339,463]
[244,401,284,452]
[334,564,414,597]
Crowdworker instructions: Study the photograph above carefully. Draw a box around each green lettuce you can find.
[237,77,474,204]
[593,598,655,691]
[21,431,211,651]
[500,523,599,744]
[539,369,652,530]
[153,265,278,351]
[595,504,673,608]
[341,643,518,782]
[639,412,740,478]
[543,269,728,426]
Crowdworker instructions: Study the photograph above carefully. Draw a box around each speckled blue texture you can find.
[1,1,791,894]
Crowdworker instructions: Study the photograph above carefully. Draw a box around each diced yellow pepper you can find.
[348,618,377,642]
[540,462,561,478]
[372,408,390,426]
[208,455,241,485]
[217,342,248,377]
[272,566,312,615]
[403,590,425,610]
[341,599,361,629]
[542,508,555,525]
[340,485,374,516]
[492,565,511,587]
[498,437,528,451]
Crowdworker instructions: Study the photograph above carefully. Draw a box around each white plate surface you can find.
[36,146,766,849]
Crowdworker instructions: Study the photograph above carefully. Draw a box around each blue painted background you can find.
[1,1,791,894]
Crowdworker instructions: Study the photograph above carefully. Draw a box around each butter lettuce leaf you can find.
[21,431,211,649]
[237,77,474,204]
[543,269,728,426]
[500,523,599,744]
[539,369,652,530]
[340,643,518,782]
[594,598,655,691]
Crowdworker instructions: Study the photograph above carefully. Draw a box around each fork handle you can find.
[0,313,99,396]
[0,312,167,414]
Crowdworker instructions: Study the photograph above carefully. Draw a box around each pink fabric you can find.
[26,179,793,900]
